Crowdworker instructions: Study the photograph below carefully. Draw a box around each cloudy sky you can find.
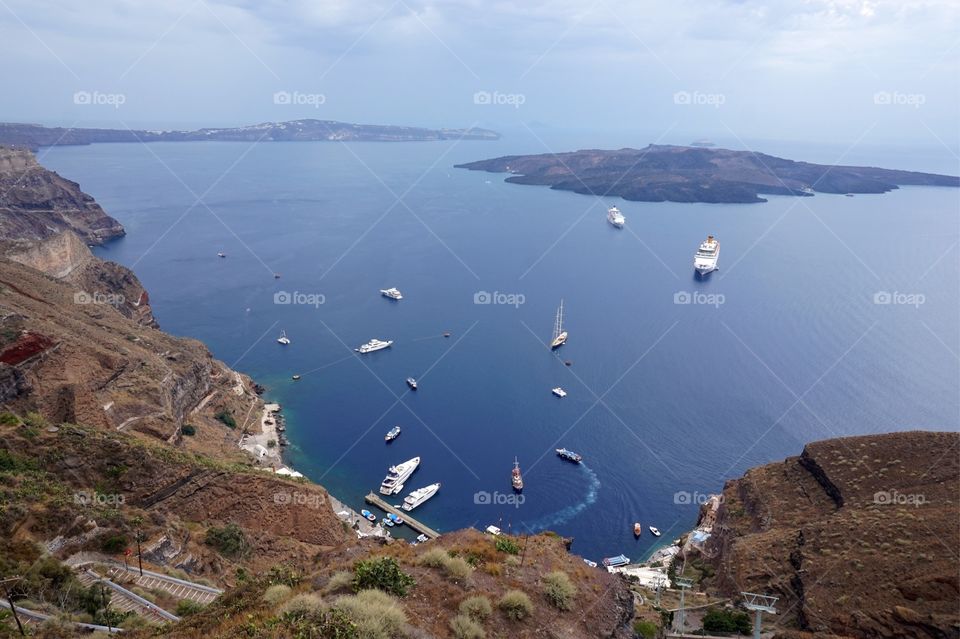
[1,0,957,146]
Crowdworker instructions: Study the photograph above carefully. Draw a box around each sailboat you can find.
[277,330,291,345]
[550,299,568,349]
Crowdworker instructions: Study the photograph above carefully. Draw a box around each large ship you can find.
[550,300,568,349]
[356,338,393,353]
[693,235,720,275]
[511,457,524,492]
[607,205,625,228]
[402,482,441,511]
[556,448,583,463]
[379,456,420,495]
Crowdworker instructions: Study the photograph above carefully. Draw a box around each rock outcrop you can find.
[703,431,960,639]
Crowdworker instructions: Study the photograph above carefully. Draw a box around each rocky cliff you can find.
[702,431,959,639]
[0,145,124,244]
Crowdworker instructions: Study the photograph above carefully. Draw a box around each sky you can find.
[0,0,958,147]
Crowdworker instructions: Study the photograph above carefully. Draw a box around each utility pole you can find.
[741,592,778,639]
[101,582,112,633]
[0,577,25,636]
[674,576,693,635]
[519,533,529,567]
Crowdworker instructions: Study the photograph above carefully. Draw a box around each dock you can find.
[364,492,441,539]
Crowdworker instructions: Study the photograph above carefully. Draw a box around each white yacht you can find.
[356,338,393,353]
[402,482,440,511]
[379,456,420,495]
[552,387,567,398]
[550,300,568,349]
[380,287,403,300]
[277,330,291,345]
[694,235,720,275]
[607,205,625,228]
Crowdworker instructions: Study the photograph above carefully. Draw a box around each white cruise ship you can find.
[356,338,393,353]
[401,482,440,511]
[379,456,420,495]
[380,287,403,300]
[693,235,720,275]
[607,206,625,228]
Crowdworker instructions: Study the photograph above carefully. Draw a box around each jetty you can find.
[364,492,441,539]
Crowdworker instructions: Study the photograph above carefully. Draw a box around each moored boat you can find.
[550,299,568,349]
[402,482,441,511]
[361,509,376,522]
[277,330,291,345]
[380,287,403,300]
[379,456,421,495]
[356,338,393,353]
[693,235,720,275]
[602,554,630,568]
[387,513,404,526]
[511,457,524,492]
[552,387,567,398]
[633,522,642,537]
[406,377,418,390]
[607,205,625,228]
[649,526,661,537]
[385,426,401,442]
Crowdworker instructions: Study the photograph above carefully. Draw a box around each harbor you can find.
[364,491,441,540]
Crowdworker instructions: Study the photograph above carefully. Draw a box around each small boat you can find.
[602,554,630,568]
[845,193,854,197]
[556,448,582,463]
[583,558,598,568]
[291,374,301,381]
[485,525,502,536]
[552,387,567,398]
[356,339,393,354]
[649,526,661,537]
[277,330,291,345]
[382,517,395,527]
[361,509,377,522]
[217,251,226,258]
[385,426,401,442]
[380,287,403,300]
[274,273,281,279]
[550,300,568,349]
[443,331,451,338]
[511,457,524,492]
[634,522,642,537]
[406,377,418,390]
[387,513,404,525]
[416,534,429,543]
[564,360,573,366]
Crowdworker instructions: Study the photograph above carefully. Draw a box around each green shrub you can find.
[459,595,492,621]
[495,536,520,555]
[352,556,415,597]
[443,556,474,582]
[215,410,236,429]
[703,607,752,634]
[417,548,449,568]
[181,424,197,436]
[204,523,250,558]
[498,590,533,621]
[0,412,20,426]
[262,584,292,605]
[100,535,127,554]
[175,599,205,616]
[450,613,485,639]
[334,589,406,639]
[280,593,325,617]
[542,571,577,611]
[633,620,658,638]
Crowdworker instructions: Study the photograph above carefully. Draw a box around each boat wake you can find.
[523,464,600,531]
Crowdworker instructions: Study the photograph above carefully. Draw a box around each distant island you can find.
[0,119,500,150]
[456,144,960,204]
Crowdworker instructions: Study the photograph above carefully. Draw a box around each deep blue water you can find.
[41,132,959,562]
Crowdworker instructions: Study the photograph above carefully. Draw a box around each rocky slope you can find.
[456,144,960,203]
[0,119,500,149]
[0,145,124,244]
[701,431,959,638]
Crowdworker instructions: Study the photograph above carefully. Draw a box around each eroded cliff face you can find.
[0,145,124,245]
[703,431,960,639]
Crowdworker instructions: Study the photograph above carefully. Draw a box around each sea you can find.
[40,128,959,562]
